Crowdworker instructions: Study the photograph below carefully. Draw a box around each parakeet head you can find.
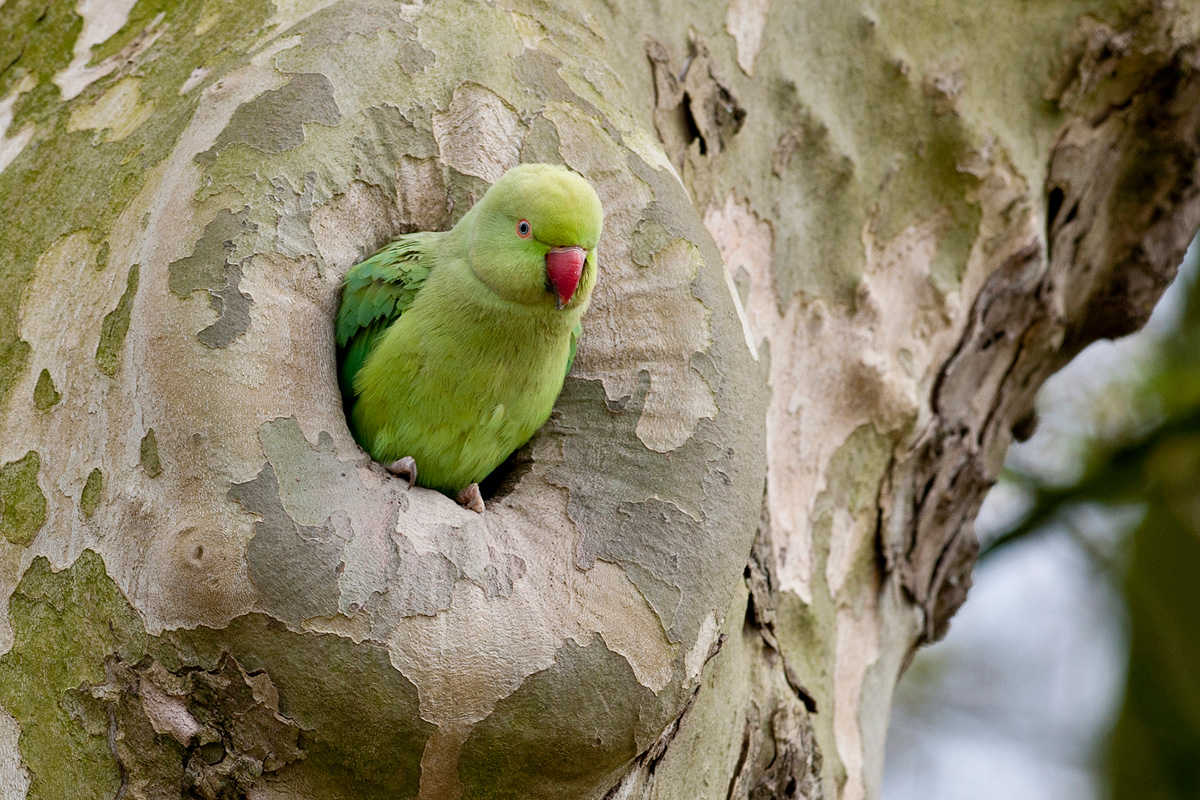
[468,164,603,311]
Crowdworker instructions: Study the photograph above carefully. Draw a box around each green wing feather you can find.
[336,234,436,399]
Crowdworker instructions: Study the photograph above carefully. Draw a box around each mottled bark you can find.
[0,1,1197,799]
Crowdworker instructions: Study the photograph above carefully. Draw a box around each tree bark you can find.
[0,1,1197,798]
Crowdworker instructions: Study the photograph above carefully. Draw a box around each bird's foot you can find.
[456,483,485,514]
[386,456,418,489]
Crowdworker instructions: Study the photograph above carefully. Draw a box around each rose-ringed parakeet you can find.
[336,163,603,511]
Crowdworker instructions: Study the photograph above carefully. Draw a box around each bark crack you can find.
[602,686,702,800]
[107,704,130,800]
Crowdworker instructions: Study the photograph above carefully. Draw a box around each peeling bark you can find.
[1,0,1198,798]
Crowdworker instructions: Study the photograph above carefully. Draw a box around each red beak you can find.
[545,246,586,309]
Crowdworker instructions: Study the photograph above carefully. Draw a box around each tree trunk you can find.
[1,1,1198,798]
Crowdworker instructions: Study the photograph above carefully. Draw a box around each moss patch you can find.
[139,428,161,477]
[95,263,138,376]
[0,0,272,409]
[94,241,109,271]
[0,551,150,800]
[33,369,60,410]
[0,0,82,97]
[0,550,430,798]
[80,468,103,518]
[0,451,46,546]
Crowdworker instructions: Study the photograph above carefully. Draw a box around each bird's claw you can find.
[386,456,418,489]
[456,483,485,514]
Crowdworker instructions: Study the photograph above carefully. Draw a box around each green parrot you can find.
[335,163,603,512]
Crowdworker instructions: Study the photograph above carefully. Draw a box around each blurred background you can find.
[883,239,1200,800]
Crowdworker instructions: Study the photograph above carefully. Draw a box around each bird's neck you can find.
[426,258,580,338]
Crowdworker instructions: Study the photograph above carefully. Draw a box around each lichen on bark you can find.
[95,263,138,375]
[0,451,45,546]
[140,428,161,477]
[80,467,103,519]
[31,369,59,411]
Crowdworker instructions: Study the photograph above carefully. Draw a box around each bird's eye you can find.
[517,219,532,239]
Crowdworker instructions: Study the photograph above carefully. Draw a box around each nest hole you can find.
[478,444,535,502]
